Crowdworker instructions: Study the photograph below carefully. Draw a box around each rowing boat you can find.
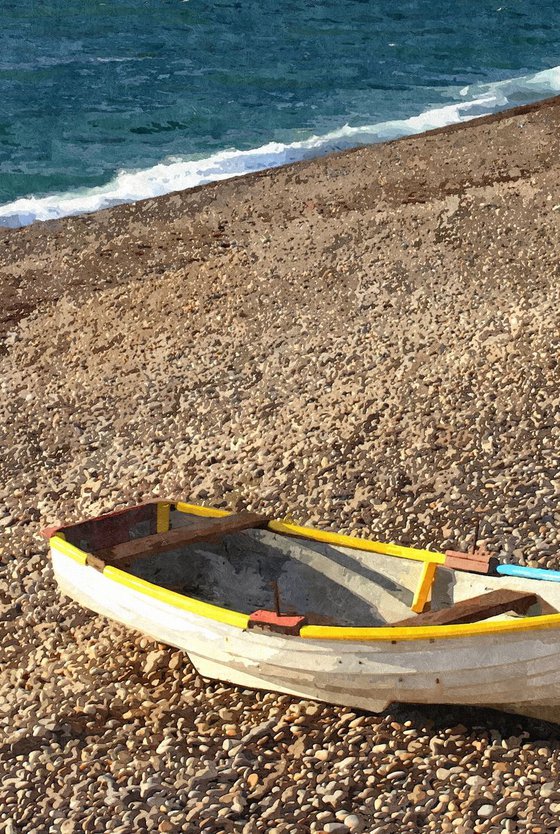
[43,501,560,723]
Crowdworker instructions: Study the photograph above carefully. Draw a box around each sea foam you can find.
[1,65,559,228]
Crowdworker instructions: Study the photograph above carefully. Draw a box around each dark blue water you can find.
[1,0,559,225]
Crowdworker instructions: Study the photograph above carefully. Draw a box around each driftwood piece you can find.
[95,511,269,566]
[392,588,539,627]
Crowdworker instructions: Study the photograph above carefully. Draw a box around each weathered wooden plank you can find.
[392,589,538,627]
[96,511,269,565]
[47,502,158,552]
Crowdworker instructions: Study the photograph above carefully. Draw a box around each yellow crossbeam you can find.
[411,561,438,613]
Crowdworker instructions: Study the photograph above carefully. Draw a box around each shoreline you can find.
[2,91,560,236]
[2,92,560,343]
[2,87,560,233]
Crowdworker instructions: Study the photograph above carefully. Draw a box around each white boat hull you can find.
[53,549,560,721]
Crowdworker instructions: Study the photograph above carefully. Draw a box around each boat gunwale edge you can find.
[48,502,560,642]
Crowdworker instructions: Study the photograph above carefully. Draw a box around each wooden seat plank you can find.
[95,511,269,566]
[392,588,539,627]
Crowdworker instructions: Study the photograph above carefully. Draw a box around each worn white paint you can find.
[52,546,560,722]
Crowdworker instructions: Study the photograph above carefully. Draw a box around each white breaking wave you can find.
[1,64,559,228]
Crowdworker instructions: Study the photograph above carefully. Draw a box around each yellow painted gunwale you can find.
[50,534,87,565]
[300,615,560,642]
[49,532,248,629]
[49,504,560,641]
[103,565,249,629]
[268,519,447,566]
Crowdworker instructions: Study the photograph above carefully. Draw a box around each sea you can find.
[1,0,559,228]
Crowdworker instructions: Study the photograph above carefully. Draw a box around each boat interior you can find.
[58,502,560,629]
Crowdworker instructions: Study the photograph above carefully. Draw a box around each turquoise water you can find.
[1,0,559,226]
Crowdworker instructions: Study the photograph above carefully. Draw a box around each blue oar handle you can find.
[496,564,560,583]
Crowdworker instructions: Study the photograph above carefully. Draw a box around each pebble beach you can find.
[1,95,560,833]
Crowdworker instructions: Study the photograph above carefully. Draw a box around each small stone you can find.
[409,785,426,803]
[192,764,218,786]
[323,791,344,807]
[386,770,406,782]
[540,781,557,798]
[287,737,305,760]
[144,649,166,675]
[335,756,356,771]
[168,652,182,670]
[466,775,488,788]
[219,708,236,722]
[343,814,364,833]
[239,718,276,745]
[477,805,493,819]
[317,811,335,822]
[156,738,175,755]
[223,723,238,736]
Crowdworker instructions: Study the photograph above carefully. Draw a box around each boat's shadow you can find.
[388,700,560,740]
